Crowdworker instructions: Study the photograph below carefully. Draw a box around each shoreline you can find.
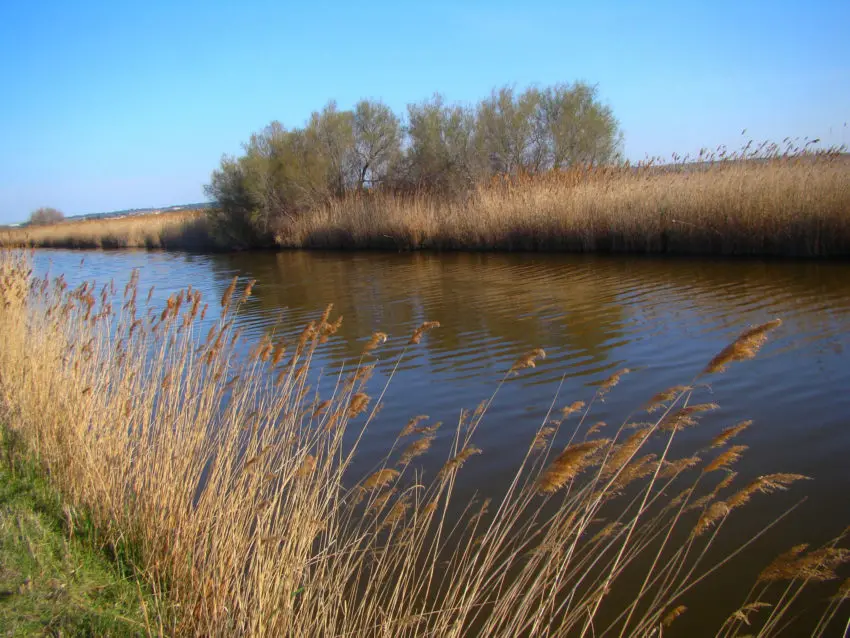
[4,158,850,259]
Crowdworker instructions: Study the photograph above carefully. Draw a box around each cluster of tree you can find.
[28,207,64,225]
[205,83,621,246]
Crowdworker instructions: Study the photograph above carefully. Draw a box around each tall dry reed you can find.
[0,210,211,250]
[280,156,850,256]
[0,249,847,636]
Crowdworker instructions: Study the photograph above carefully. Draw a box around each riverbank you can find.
[3,157,850,257]
[0,428,158,636]
[1,249,848,635]
[1,209,211,251]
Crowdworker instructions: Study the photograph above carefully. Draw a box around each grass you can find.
[0,249,848,636]
[0,429,155,636]
[3,154,849,257]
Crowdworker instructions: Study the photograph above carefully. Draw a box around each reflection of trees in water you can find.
[201,251,850,376]
[203,251,628,368]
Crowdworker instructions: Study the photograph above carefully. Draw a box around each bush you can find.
[28,207,64,225]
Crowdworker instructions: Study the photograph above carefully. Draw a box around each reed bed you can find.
[282,156,850,256]
[0,249,848,636]
[0,209,211,250]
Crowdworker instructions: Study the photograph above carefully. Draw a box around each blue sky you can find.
[1,0,848,223]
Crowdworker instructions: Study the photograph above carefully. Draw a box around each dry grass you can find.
[0,210,211,250]
[0,249,848,636]
[281,157,850,256]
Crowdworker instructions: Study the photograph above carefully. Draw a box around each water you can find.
[33,249,850,633]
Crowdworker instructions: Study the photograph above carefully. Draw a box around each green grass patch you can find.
[0,428,154,637]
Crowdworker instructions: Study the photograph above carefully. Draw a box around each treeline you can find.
[204,83,620,246]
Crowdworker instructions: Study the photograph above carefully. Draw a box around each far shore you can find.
[3,157,850,258]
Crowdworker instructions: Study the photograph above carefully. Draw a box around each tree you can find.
[475,83,621,176]
[539,83,621,168]
[476,86,547,175]
[306,102,357,196]
[404,94,481,194]
[352,100,402,189]
[29,207,64,225]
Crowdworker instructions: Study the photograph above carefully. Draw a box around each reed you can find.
[0,249,847,636]
[280,155,850,257]
[0,209,212,250]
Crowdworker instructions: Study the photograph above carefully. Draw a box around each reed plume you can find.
[220,276,238,309]
[510,347,546,374]
[408,321,440,345]
[662,605,687,628]
[363,468,400,490]
[704,319,782,374]
[704,445,748,473]
[711,420,752,447]
[538,439,610,494]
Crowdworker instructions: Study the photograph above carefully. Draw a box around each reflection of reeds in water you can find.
[0,249,847,636]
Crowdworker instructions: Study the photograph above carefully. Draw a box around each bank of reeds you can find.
[282,156,850,256]
[4,154,850,258]
[1,209,212,251]
[0,251,848,636]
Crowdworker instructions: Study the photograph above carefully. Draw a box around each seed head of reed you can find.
[363,331,388,355]
[659,455,701,479]
[759,546,850,583]
[368,488,396,514]
[704,445,748,473]
[347,392,370,418]
[561,401,585,418]
[239,279,256,304]
[590,521,622,544]
[692,501,731,538]
[399,415,429,437]
[296,454,316,479]
[662,605,687,628]
[408,320,440,345]
[270,341,286,366]
[660,403,719,432]
[509,347,546,374]
[399,434,434,466]
[220,276,238,309]
[380,495,410,530]
[711,420,752,448]
[704,319,782,374]
[598,368,630,398]
[363,468,400,490]
[646,385,691,412]
[438,446,482,479]
[726,602,772,628]
[537,439,610,494]
[603,428,651,478]
[612,454,658,491]
[726,473,810,509]
[532,426,556,452]
[319,314,343,344]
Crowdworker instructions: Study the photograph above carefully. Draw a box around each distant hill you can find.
[65,202,212,223]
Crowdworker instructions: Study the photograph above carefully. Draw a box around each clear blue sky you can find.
[1,0,848,223]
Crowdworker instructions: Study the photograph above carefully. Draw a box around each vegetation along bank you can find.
[4,82,848,257]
